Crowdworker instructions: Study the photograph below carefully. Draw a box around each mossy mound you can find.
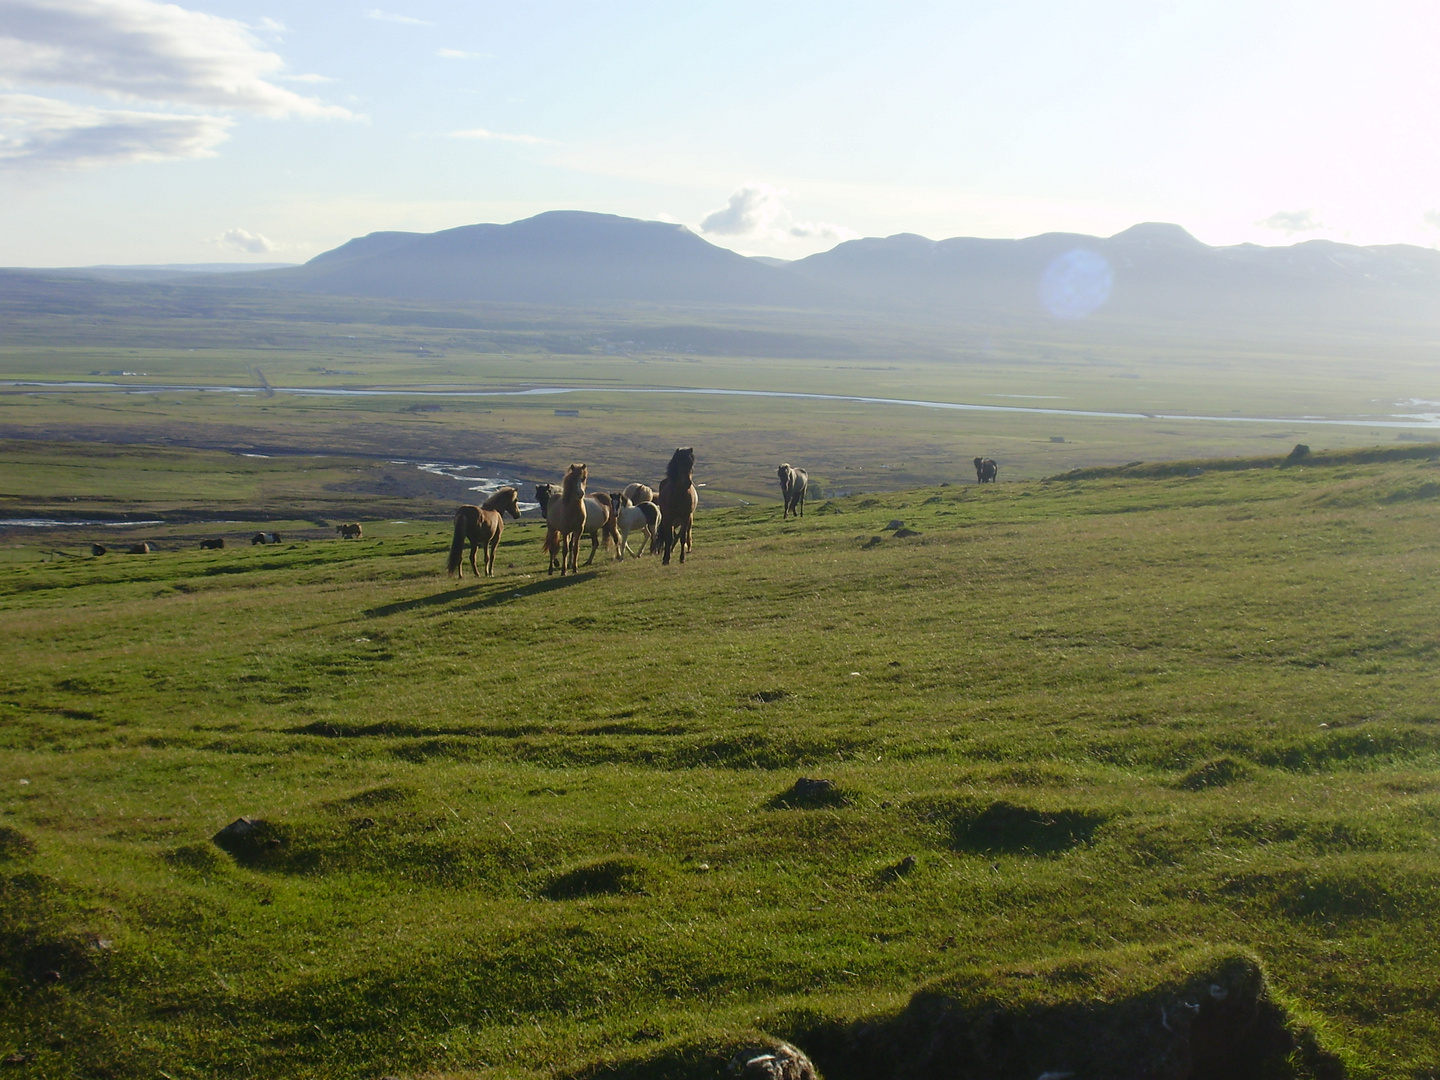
[767,777,854,810]
[544,856,666,900]
[1178,757,1252,791]
[910,796,1109,856]
[802,946,1343,1080]
[0,825,37,860]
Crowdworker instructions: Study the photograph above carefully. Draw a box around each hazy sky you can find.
[3,0,1440,265]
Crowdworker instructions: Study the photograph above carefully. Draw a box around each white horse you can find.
[612,493,661,559]
[777,463,808,519]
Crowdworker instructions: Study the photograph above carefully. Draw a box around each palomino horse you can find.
[612,493,661,558]
[447,486,521,578]
[656,447,697,565]
[542,464,588,575]
[622,482,654,507]
[777,463,809,519]
[974,457,998,483]
[535,483,619,566]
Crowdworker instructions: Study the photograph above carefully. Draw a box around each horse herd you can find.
[445,451,1002,579]
[447,447,701,578]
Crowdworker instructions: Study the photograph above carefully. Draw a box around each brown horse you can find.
[535,483,619,566]
[542,464,588,575]
[448,486,521,578]
[336,523,363,539]
[656,447,697,565]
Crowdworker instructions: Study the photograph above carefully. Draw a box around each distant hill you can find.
[784,221,1440,327]
[232,211,827,307]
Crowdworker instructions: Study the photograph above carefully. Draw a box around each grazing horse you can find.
[91,543,107,556]
[622,482,654,507]
[656,447,698,565]
[541,464,588,575]
[613,493,661,559]
[251,531,282,545]
[447,486,521,578]
[974,457,998,484]
[336,523,363,539]
[127,542,151,554]
[200,537,225,550]
[777,463,809,519]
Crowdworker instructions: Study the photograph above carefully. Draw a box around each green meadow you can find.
[3,444,1440,1078]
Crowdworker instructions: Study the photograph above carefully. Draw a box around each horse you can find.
[623,482,654,506]
[541,464,587,575]
[200,538,225,550]
[251,532,282,545]
[536,482,619,567]
[336,523,363,539]
[580,491,621,565]
[974,457,998,484]
[613,493,661,559]
[656,447,697,565]
[127,542,151,554]
[447,486,521,578]
[777,463,809,519]
[91,543,107,556]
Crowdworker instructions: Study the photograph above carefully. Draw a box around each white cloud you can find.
[215,226,277,253]
[700,183,858,249]
[1424,210,1440,230]
[0,92,229,168]
[448,127,549,145]
[0,0,351,118]
[1258,209,1322,235]
[256,16,285,33]
[436,48,487,60]
[365,9,431,25]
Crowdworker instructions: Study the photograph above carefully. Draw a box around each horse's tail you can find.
[542,528,559,556]
[447,509,467,575]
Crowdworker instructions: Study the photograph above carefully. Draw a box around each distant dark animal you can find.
[541,464,587,575]
[613,493,661,559]
[622,482,654,506]
[447,487,521,578]
[251,531,282,545]
[127,542,151,555]
[252,532,266,545]
[91,543,107,556]
[200,538,225,550]
[974,457,998,484]
[777,463,809,519]
[656,447,697,565]
[336,523,363,539]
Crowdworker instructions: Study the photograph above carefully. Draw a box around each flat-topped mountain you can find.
[238,210,825,307]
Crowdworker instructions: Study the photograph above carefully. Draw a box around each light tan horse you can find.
[447,487,521,578]
[656,447,697,565]
[542,464,588,575]
[623,482,654,506]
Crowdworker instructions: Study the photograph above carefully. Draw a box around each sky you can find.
[3,0,1440,266]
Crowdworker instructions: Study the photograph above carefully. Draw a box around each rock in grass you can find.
[768,777,851,810]
[729,1041,819,1080]
[886,519,905,530]
[212,817,285,863]
[893,528,922,538]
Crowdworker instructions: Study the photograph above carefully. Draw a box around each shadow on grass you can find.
[362,572,596,618]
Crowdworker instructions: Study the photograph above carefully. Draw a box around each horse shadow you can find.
[361,572,597,619]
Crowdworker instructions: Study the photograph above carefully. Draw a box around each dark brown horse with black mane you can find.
[448,486,522,577]
[656,447,697,565]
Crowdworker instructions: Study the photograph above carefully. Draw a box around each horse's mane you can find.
[665,448,695,483]
[562,463,587,500]
[481,486,517,511]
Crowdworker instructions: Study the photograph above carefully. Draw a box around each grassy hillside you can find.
[3,449,1439,1078]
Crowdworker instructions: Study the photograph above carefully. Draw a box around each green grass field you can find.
[3,445,1440,1078]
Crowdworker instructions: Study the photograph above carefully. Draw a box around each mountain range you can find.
[212,211,1440,330]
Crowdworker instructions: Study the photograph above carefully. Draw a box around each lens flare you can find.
[1039,249,1112,319]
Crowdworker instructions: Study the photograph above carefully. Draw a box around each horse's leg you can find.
[583,529,599,566]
